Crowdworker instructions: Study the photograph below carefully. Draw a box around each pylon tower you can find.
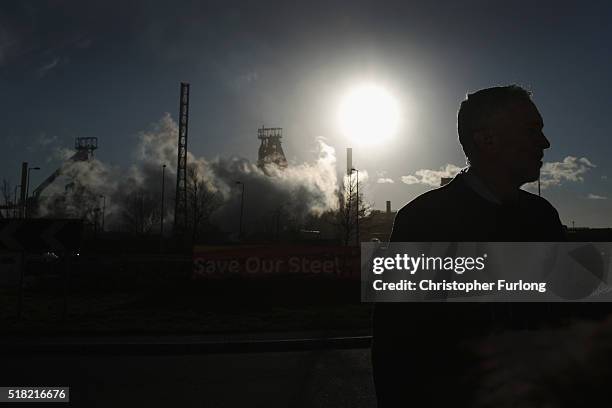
[174,82,189,234]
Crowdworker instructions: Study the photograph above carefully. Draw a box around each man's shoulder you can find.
[391,188,449,241]
[390,180,472,242]
[396,176,473,217]
[397,186,450,214]
[518,188,561,215]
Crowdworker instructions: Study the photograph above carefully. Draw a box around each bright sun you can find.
[338,84,400,146]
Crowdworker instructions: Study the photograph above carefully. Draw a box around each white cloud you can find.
[587,194,607,200]
[538,156,596,189]
[376,170,393,183]
[400,175,419,184]
[400,164,463,187]
[377,178,394,184]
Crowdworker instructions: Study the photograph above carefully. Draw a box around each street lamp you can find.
[160,164,166,252]
[351,168,360,246]
[99,195,106,231]
[235,181,245,240]
[25,166,40,218]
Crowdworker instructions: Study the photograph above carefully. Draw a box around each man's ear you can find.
[472,129,497,154]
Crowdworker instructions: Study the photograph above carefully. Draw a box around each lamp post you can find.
[351,168,360,246]
[25,166,40,218]
[160,164,166,252]
[99,195,106,232]
[235,181,245,241]
[13,184,21,218]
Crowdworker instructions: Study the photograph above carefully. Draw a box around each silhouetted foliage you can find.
[186,165,222,242]
[1,179,12,218]
[333,174,370,246]
[121,189,159,235]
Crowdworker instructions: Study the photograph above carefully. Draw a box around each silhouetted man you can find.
[372,85,566,407]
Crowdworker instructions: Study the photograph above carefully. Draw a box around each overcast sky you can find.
[1,0,611,227]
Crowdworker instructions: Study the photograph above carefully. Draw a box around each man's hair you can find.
[457,85,533,164]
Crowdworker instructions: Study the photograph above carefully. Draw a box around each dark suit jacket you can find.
[372,172,566,407]
[389,171,565,242]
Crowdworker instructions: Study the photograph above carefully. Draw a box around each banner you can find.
[193,245,360,279]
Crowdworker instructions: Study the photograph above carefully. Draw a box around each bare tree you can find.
[121,189,159,235]
[186,165,222,242]
[1,179,12,218]
[333,174,370,246]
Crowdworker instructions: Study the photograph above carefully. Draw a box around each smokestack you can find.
[346,148,352,176]
[386,200,391,214]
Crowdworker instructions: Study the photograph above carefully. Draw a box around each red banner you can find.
[192,245,360,279]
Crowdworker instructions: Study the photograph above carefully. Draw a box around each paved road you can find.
[5,318,607,407]
[1,348,376,408]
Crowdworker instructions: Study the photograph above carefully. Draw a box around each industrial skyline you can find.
[1,1,611,227]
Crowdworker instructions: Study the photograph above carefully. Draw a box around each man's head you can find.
[457,85,550,185]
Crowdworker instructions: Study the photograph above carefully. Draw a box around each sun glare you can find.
[338,84,400,146]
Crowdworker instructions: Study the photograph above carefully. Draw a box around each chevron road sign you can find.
[0,219,82,252]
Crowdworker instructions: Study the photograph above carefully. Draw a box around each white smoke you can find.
[38,157,120,219]
[37,114,340,236]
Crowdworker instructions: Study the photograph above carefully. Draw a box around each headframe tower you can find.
[257,126,287,171]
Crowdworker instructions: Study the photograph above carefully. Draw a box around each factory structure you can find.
[0,137,98,219]
[30,137,98,208]
[257,126,288,171]
[173,82,190,234]
[170,82,288,235]
[4,81,608,243]
[1,82,291,223]
[0,81,403,243]
[0,80,400,245]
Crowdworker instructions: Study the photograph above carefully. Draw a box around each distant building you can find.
[565,227,612,241]
[360,200,396,242]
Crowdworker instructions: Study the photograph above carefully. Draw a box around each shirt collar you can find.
[459,167,503,205]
